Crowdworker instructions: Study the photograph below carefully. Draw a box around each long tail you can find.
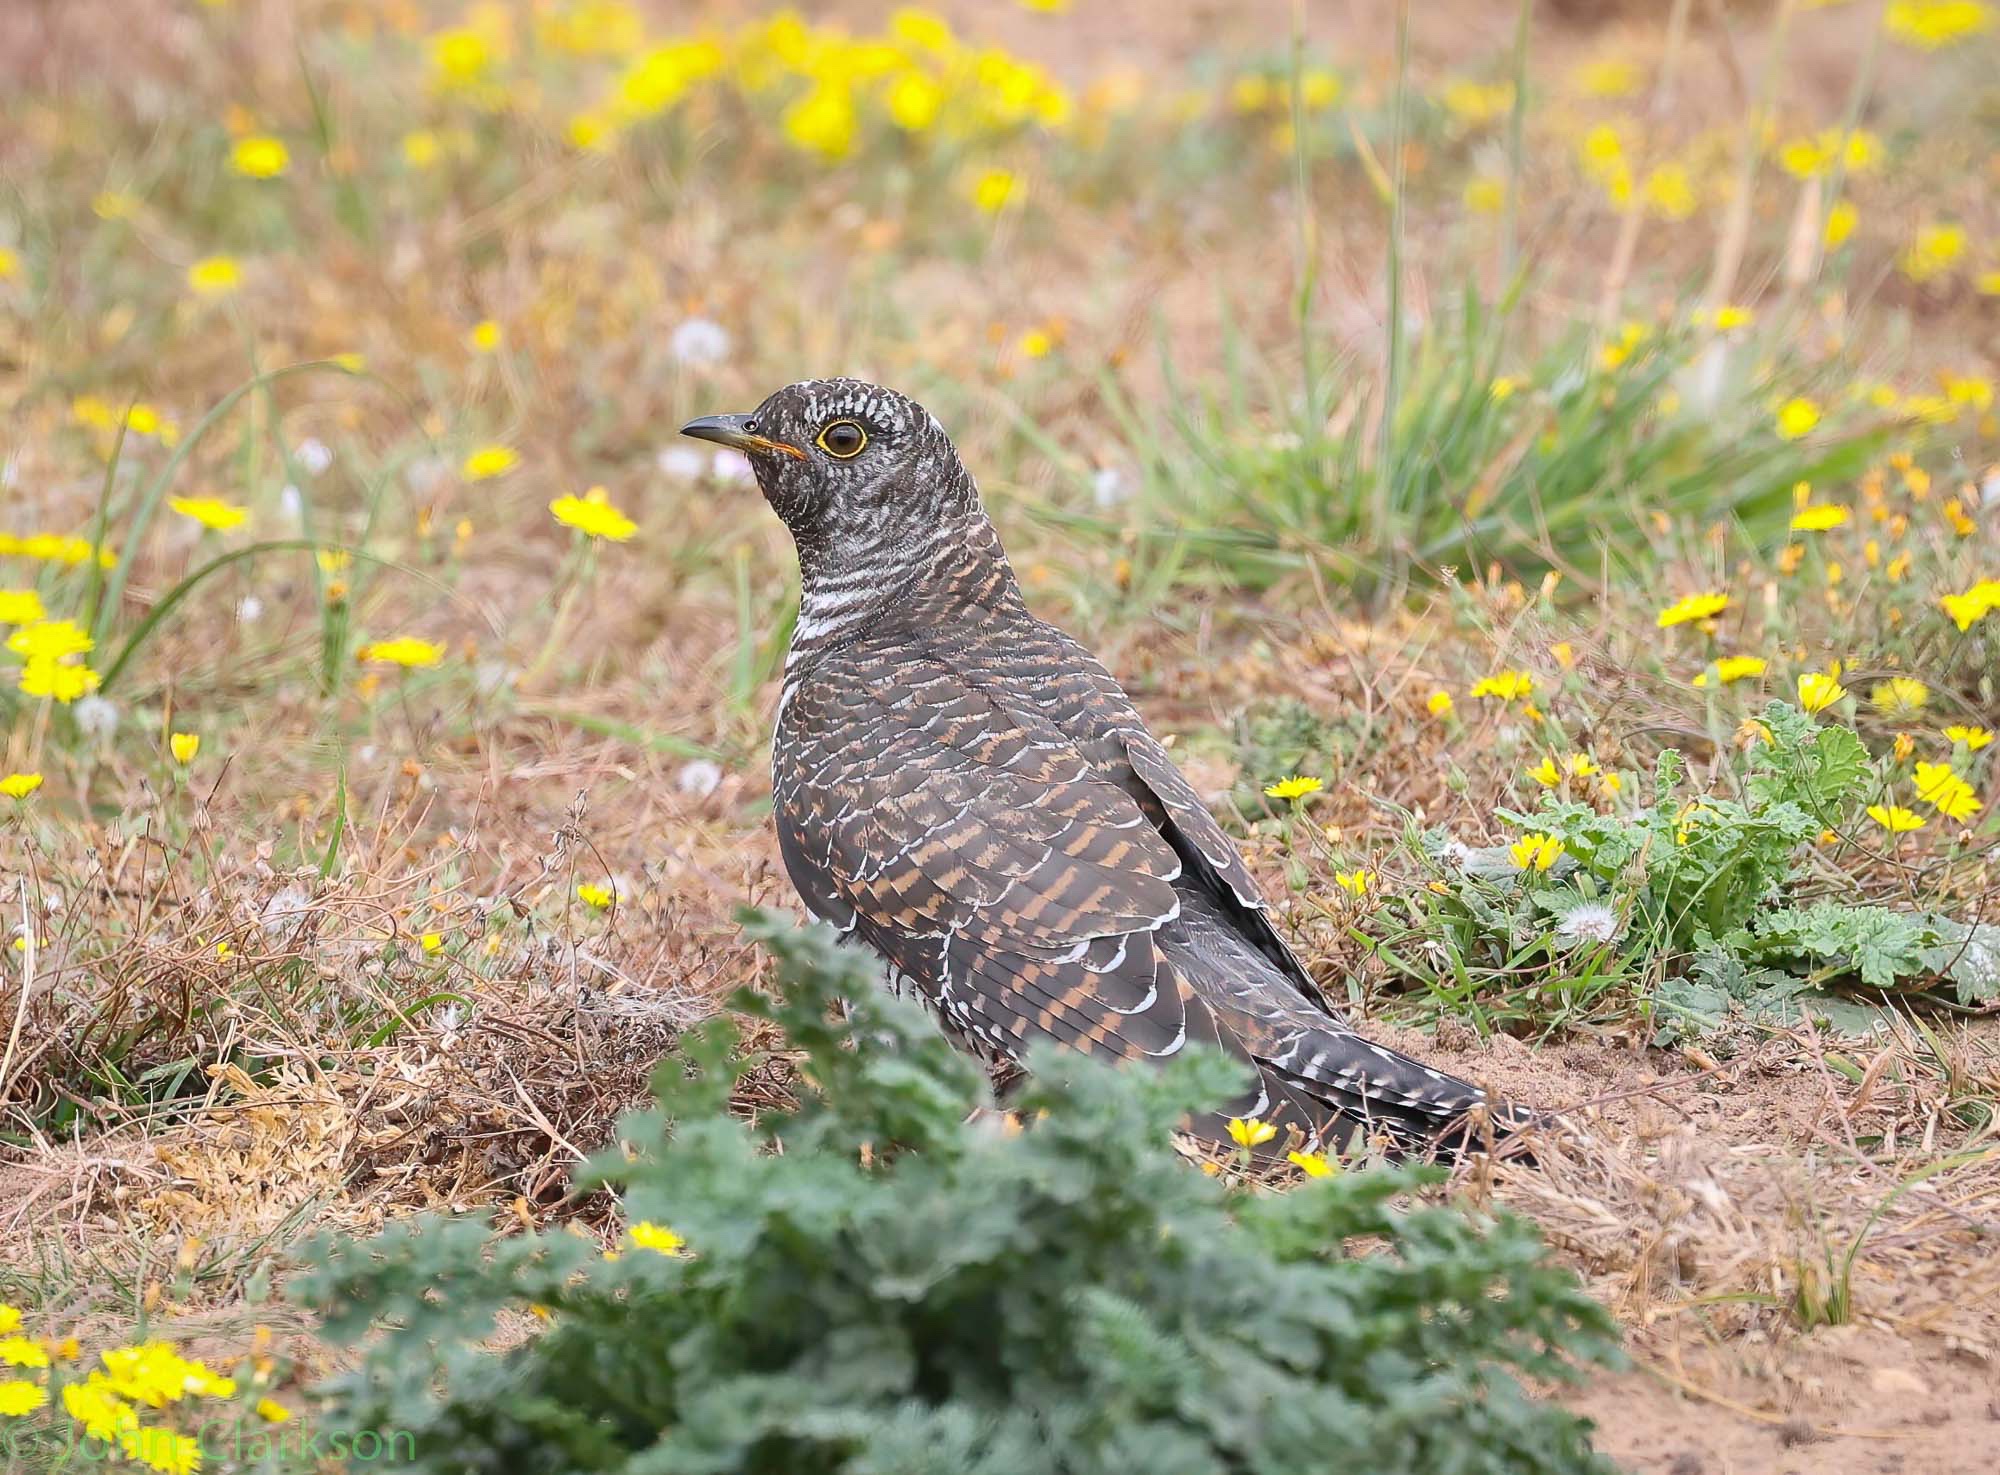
[1261,1024,1539,1159]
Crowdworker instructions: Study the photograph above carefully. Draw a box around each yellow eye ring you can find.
[817,419,867,458]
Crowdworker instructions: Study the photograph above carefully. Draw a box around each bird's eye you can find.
[817,420,867,459]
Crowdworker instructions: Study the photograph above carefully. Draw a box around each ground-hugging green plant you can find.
[1393,701,1997,1039]
[295,909,1620,1475]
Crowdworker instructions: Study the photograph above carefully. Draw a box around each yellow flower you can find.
[782,82,857,159]
[577,881,615,910]
[18,659,101,703]
[358,636,445,668]
[1900,223,1966,284]
[186,255,241,296]
[119,1426,203,1474]
[1824,198,1859,249]
[887,71,946,131]
[1885,0,1993,49]
[1463,177,1506,214]
[1945,373,1994,411]
[891,9,956,50]
[461,445,519,481]
[469,319,502,353]
[1774,397,1821,439]
[1286,1150,1334,1178]
[0,247,18,280]
[1790,503,1850,531]
[1226,1117,1277,1148]
[8,619,93,662]
[1526,756,1561,787]
[1942,725,1993,750]
[1487,376,1519,402]
[1016,327,1054,359]
[1572,57,1640,97]
[1867,804,1925,833]
[231,134,289,178]
[1693,655,1769,687]
[430,27,492,84]
[1441,79,1515,125]
[0,1307,18,1335]
[168,732,200,764]
[402,129,442,168]
[256,1397,291,1423]
[100,1342,198,1407]
[629,1221,686,1255]
[0,771,44,800]
[421,932,443,954]
[1869,678,1929,716]
[167,495,248,532]
[1508,833,1565,872]
[566,110,618,153]
[1796,671,1847,714]
[0,1379,47,1416]
[550,487,638,542]
[1913,761,1982,823]
[1333,869,1373,896]
[1229,74,1273,112]
[0,590,46,625]
[972,168,1019,214]
[1712,304,1754,330]
[1893,732,1917,762]
[1656,591,1729,627]
[63,1378,136,1439]
[1940,579,2000,631]
[1469,669,1533,702]
[0,1336,48,1368]
[1263,775,1323,801]
[1426,690,1455,718]
[1641,163,1697,221]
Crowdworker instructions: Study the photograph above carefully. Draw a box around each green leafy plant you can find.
[1385,703,1994,1039]
[295,909,1619,1475]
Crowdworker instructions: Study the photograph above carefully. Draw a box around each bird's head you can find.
[680,379,976,574]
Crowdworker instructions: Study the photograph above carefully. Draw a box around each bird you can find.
[683,378,1522,1158]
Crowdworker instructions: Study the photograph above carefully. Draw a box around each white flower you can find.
[236,595,264,624]
[260,883,312,942]
[1683,342,1729,415]
[1554,901,1622,947]
[1091,466,1131,509]
[295,437,333,476]
[474,661,517,697]
[656,445,708,482]
[279,484,303,520]
[403,454,448,491]
[677,759,723,798]
[669,317,731,368]
[711,449,754,483]
[73,695,121,741]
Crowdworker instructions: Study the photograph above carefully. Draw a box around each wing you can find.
[775,652,1245,1071]
[1117,728,1339,1013]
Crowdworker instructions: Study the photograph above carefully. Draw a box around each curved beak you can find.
[679,412,806,461]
